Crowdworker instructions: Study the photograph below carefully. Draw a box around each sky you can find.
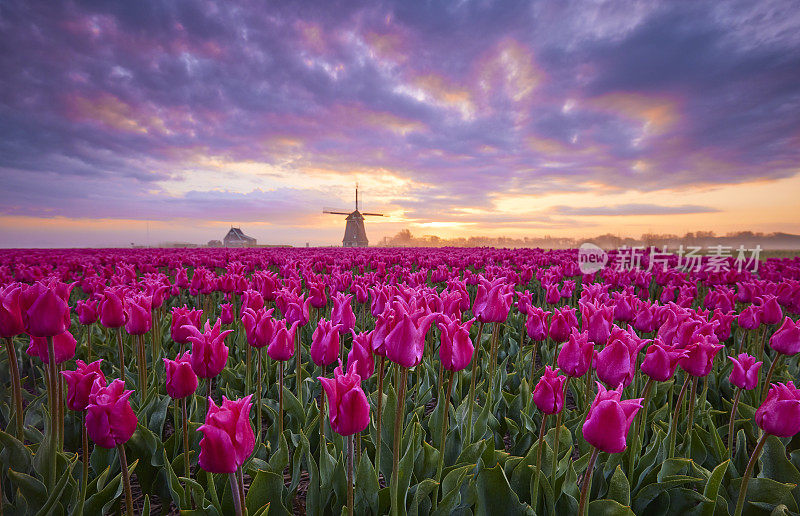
[1,0,799,247]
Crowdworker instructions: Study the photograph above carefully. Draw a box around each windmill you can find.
[323,185,383,247]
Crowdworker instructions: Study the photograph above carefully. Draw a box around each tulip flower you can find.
[437,315,475,372]
[757,295,783,325]
[241,307,274,348]
[737,305,761,331]
[62,359,107,411]
[164,351,198,399]
[579,383,643,515]
[124,293,152,335]
[86,378,138,516]
[99,287,127,329]
[557,329,593,378]
[472,278,514,324]
[318,360,370,436]
[198,395,255,516]
[62,358,106,502]
[241,289,264,312]
[310,318,343,367]
[726,353,762,457]
[769,316,800,356]
[199,395,255,472]
[640,340,685,382]
[548,307,575,343]
[186,319,233,380]
[384,303,438,368]
[171,306,203,346]
[219,303,234,325]
[532,366,566,415]
[75,298,99,326]
[678,334,723,377]
[581,301,614,346]
[331,292,356,332]
[347,330,374,380]
[736,382,800,516]
[268,318,300,435]
[0,284,25,438]
[27,330,77,364]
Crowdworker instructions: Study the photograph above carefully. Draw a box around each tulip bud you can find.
[582,383,643,453]
[437,315,475,372]
[769,317,800,355]
[124,293,152,335]
[532,366,566,415]
[268,319,299,361]
[164,351,199,399]
[27,330,77,364]
[186,319,232,379]
[310,318,343,367]
[171,306,203,344]
[728,353,762,391]
[640,340,685,382]
[198,395,255,473]
[348,331,375,379]
[99,287,127,329]
[318,360,370,436]
[85,378,138,449]
[755,382,800,438]
[61,359,106,411]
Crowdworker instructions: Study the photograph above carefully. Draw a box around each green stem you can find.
[760,354,783,404]
[531,413,548,511]
[727,388,742,458]
[629,378,654,478]
[229,472,243,516]
[734,433,768,516]
[347,434,355,516]
[668,373,692,458]
[257,348,263,439]
[116,328,125,382]
[117,444,134,516]
[279,360,284,437]
[4,337,24,439]
[687,376,698,432]
[551,378,569,481]
[578,447,600,516]
[466,321,485,444]
[375,356,385,481]
[390,366,408,516]
[434,369,455,509]
[296,331,303,407]
[46,335,57,488]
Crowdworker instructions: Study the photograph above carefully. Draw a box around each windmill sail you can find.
[323,186,383,247]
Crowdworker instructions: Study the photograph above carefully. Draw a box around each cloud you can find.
[0,0,798,239]
[553,203,721,217]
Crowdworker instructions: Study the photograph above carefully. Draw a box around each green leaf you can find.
[84,459,139,515]
[608,466,631,506]
[409,478,439,516]
[698,460,729,516]
[246,470,290,516]
[633,476,703,513]
[268,433,289,474]
[355,448,379,515]
[475,463,533,515]
[0,429,33,473]
[589,498,636,515]
[7,469,47,513]
[34,458,76,516]
[729,477,798,513]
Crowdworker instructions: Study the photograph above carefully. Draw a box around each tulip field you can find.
[2,247,800,516]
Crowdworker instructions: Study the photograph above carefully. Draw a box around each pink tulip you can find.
[171,306,203,345]
[0,283,25,338]
[582,383,643,453]
[241,307,274,348]
[581,301,614,346]
[61,359,106,411]
[21,281,72,337]
[348,331,375,379]
[185,319,233,379]
[728,353,762,391]
[75,298,99,326]
[678,335,723,377]
[85,378,138,449]
[472,278,514,323]
[198,395,255,473]
[164,351,199,399]
[640,340,685,382]
[556,329,593,378]
[737,305,761,330]
[310,318,343,367]
[384,302,438,368]
[770,317,800,355]
[268,319,299,361]
[318,360,370,436]
[219,303,234,325]
[757,295,783,325]
[532,366,566,415]
[27,330,77,364]
[755,382,800,437]
[525,307,550,342]
[99,287,127,329]
[242,289,264,312]
[331,292,356,332]
[124,293,152,335]
[437,315,475,372]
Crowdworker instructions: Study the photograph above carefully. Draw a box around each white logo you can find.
[578,242,608,274]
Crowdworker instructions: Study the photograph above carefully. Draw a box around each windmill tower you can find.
[323,185,383,247]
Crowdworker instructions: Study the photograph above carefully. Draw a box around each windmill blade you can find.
[323,207,351,215]
[362,212,384,217]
